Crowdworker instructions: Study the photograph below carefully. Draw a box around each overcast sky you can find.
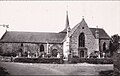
[0,1,120,36]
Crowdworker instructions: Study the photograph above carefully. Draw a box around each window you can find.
[40,44,44,52]
[21,43,23,47]
[82,27,84,29]
[79,33,85,47]
[103,42,106,53]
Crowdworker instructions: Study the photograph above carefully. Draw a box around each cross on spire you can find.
[82,16,84,18]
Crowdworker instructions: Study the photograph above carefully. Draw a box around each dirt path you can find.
[0,62,113,75]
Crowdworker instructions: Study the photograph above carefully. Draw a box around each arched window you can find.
[40,44,44,52]
[51,49,58,57]
[79,33,85,47]
[103,42,106,53]
[21,43,23,47]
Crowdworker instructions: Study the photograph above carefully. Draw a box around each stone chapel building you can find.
[0,12,110,59]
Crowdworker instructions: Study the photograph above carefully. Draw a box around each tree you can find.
[110,34,120,56]
[111,34,120,43]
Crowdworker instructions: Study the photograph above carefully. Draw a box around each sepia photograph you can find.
[0,0,120,76]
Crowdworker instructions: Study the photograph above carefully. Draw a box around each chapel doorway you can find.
[80,50,84,58]
[51,49,58,57]
[40,44,44,52]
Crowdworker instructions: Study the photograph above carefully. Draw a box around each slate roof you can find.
[0,28,110,43]
[0,18,110,43]
[90,28,110,39]
[0,31,66,43]
[69,18,110,39]
[59,28,67,33]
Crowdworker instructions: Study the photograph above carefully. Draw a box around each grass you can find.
[0,62,113,75]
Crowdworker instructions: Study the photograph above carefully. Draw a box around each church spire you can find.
[60,11,70,33]
[66,11,69,29]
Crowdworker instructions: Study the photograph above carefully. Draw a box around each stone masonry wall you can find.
[70,22,96,57]
[0,43,21,54]
[99,39,110,52]
[0,43,63,57]
[0,43,42,57]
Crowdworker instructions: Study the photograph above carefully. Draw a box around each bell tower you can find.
[63,11,71,60]
[60,11,70,33]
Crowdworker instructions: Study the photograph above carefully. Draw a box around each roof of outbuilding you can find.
[0,31,66,43]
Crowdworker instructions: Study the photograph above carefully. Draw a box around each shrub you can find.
[99,70,113,76]
[73,55,79,58]
[13,57,63,64]
[71,58,113,64]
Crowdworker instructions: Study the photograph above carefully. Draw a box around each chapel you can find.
[0,12,110,59]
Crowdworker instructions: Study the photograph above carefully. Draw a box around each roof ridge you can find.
[69,19,85,36]
[89,27,104,29]
[0,31,66,43]
[6,31,59,34]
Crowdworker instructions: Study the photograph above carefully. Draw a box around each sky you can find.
[0,1,120,37]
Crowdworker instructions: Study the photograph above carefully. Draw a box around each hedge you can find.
[13,57,63,64]
[70,58,113,64]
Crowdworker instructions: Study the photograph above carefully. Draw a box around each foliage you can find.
[99,70,113,76]
[71,58,113,64]
[109,34,120,56]
[72,55,79,58]
[111,34,120,43]
[13,57,63,64]
[90,52,99,58]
